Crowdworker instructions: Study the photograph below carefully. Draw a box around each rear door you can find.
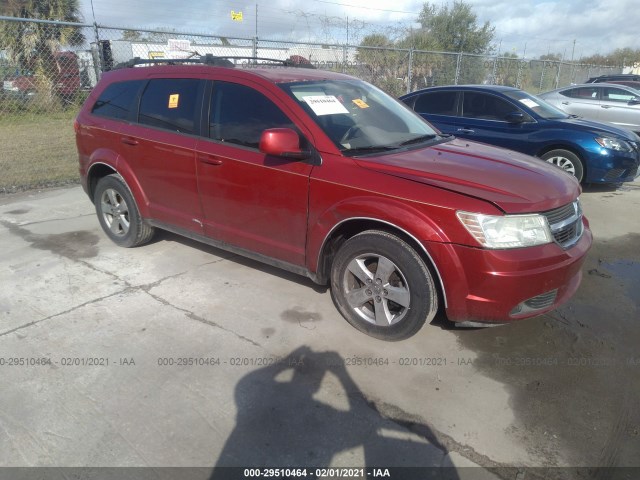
[121,77,205,233]
[410,90,460,135]
[195,79,314,266]
[555,86,602,120]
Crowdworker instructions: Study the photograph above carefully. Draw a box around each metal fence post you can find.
[554,62,562,89]
[407,48,414,94]
[454,53,461,85]
[515,60,524,89]
[93,22,103,81]
[253,36,258,59]
[491,55,498,85]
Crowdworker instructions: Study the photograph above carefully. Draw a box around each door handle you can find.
[601,105,612,109]
[120,136,138,146]
[456,128,475,134]
[561,101,570,105]
[197,153,223,166]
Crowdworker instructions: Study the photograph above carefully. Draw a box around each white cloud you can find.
[80,0,639,58]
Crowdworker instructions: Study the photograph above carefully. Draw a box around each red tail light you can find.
[73,119,80,134]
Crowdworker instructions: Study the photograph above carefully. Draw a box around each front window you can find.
[210,81,296,149]
[280,80,439,156]
[602,87,637,103]
[504,90,569,120]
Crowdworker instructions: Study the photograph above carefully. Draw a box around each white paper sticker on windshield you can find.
[519,98,539,108]
[303,95,349,116]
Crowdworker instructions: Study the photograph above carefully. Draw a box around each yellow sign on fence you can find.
[230,11,243,21]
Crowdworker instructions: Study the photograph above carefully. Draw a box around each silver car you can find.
[539,83,640,134]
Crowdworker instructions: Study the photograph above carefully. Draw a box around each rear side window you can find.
[91,80,144,120]
[210,81,295,149]
[560,87,599,99]
[138,79,201,134]
[461,92,516,121]
[414,91,457,116]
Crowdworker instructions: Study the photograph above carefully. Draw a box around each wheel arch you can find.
[87,157,150,218]
[314,217,448,308]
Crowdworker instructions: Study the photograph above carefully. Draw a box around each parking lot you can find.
[0,180,638,478]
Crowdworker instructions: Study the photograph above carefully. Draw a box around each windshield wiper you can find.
[343,145,400,156]
[397,134,437,146]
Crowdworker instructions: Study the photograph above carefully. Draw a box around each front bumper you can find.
[584,147,640,183]
[427,219,592,324]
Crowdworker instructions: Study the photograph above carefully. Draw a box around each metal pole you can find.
[407,48,414,94]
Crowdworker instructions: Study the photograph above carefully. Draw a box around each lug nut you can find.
[375,296,381,302]
[366,289,372,296]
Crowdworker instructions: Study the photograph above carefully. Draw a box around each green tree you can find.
[397,1,495,87]
[0,0,84,102]
[357,33,407,95]
[414,1,494,54]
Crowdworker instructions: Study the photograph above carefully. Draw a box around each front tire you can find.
[330,230,438,341]
[540,149,584,182]
[94,174,154,247]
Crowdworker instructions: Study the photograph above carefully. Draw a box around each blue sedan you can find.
[399,85,640,183]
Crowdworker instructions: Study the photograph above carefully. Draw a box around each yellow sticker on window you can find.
[352,99,369,109]
[168,94,179,109]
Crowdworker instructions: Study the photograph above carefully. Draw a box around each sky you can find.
[78,0,639,60]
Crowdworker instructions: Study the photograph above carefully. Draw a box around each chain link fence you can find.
[0,16,624,192]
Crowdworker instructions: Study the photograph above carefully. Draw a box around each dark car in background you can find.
[539,83,640,135]
[400,85,640,183]
[586,73,640,85]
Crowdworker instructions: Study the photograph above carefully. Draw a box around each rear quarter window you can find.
[91,80,144,120]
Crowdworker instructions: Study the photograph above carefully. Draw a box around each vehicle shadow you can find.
[151,230,329,293]
[209,346,459,479]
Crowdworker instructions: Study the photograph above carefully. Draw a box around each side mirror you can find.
[628,97,640,106]
[505,112,526,123]
[259,128,309,160]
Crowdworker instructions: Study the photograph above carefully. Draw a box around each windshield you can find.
[279,80,439,155]
[504,90,569,120]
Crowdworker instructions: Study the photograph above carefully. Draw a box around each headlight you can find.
[595,136,633,152]
[457,211,552,249]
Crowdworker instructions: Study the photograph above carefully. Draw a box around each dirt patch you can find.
[454,234,640,470]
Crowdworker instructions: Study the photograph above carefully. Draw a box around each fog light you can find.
[510,289,558,316]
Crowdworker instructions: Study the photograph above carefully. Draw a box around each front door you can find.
[195,80,314,266]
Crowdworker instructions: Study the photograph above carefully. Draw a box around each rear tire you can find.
[330,230,438,341]
[94,174,154,247]
[540,149,584,182]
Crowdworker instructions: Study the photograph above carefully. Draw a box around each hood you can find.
[552,117,639,141]
[355,138,581,213]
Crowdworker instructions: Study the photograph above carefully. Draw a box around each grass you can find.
[0,109,80,193]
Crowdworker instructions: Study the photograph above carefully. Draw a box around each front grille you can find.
[543,202,575,225]
[541,200,584,249]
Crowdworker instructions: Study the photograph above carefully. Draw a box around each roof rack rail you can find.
[115,55,316,70]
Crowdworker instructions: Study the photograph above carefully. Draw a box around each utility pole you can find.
[255,4,258,38]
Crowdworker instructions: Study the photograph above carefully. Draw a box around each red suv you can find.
[75,57,592,340]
